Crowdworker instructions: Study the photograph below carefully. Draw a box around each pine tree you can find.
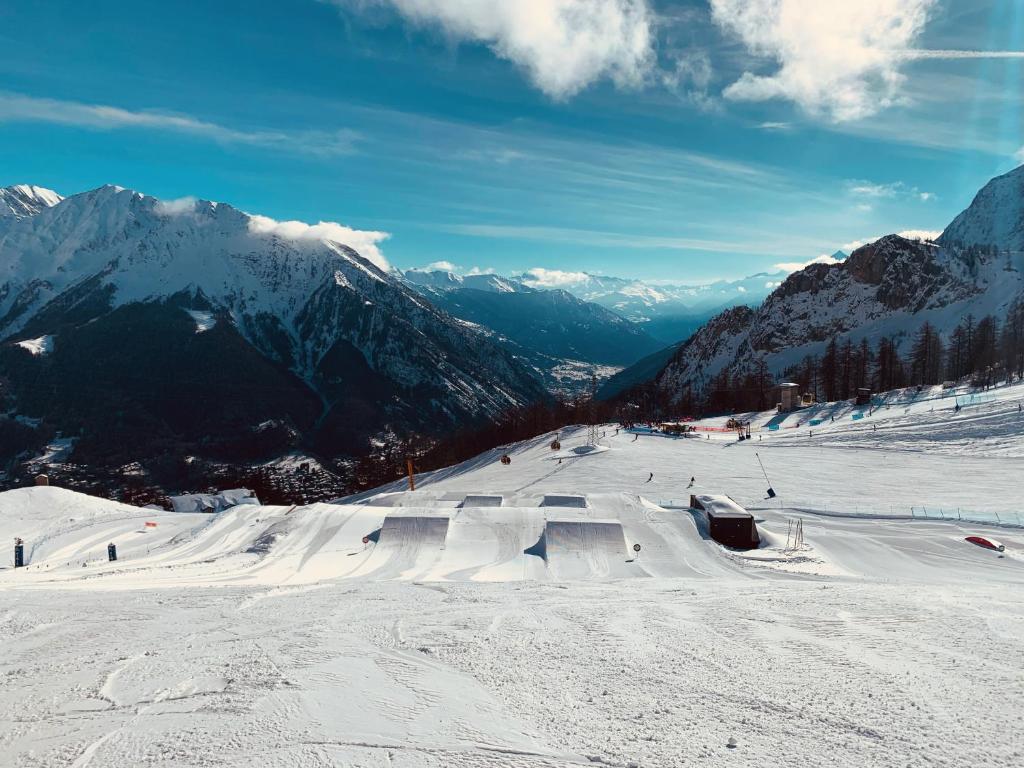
[910,322,944,385]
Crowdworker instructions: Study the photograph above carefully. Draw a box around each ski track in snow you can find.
[2,382,1024,766]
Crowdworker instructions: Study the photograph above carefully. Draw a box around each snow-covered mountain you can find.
[939,164,1024,252]
[0,184,62,219]
[647,165,1024,405]
[400,268,664,385]
[0,185,546,471]
[402,269,527,294]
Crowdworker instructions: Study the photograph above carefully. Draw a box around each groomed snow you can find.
[2,384,1024,766]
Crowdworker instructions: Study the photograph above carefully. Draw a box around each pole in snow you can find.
[406,458,416,492]
[755,453,776,499]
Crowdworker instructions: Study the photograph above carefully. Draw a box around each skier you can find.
[646,472,654,483]
[687,476,695,489]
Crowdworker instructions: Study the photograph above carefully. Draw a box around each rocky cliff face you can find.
[651,166,1024,405]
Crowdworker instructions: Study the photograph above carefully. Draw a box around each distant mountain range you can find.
[516,268,791,345]
[636,164,1024,408]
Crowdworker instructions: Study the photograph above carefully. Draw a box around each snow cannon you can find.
[965,536,1005,552]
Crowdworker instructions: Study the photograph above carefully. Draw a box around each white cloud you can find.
[773,253,844,273]
[758,121,791,131]
[247,214,390,270]
[710,0,936,121]
[424,260,457,272]
[840,229,942,252]
[662,51,717,110]
[1016,146,1024,164]
[335,0,656,99]
[0,91,360,156]
[896,228,942,241]
[521,267,591,288]
[154,196,199,216]
[466,266,496,275]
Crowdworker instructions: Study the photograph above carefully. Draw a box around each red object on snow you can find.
[144,521,158,528]
[965,536,1005,552]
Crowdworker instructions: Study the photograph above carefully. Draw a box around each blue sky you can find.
[0,0,1021,283]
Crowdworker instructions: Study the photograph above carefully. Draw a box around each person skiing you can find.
[646,472,653,482]
[687,476,695,488]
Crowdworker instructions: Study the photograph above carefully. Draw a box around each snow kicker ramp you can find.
[541,520,637,579]
[350,515,450,580]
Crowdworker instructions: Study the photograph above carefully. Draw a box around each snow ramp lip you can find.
[373,515,450,548]
[460,495,504,508]
[540,494,588,508]
[526,520,630,563]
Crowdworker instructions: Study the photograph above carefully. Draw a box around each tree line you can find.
[346,300,1024,493]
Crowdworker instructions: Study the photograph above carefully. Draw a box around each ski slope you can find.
[2,383,1024,767]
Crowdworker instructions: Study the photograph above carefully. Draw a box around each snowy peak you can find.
[402,269,533,294]
[0,184,63,219]
[939,163,1024,252]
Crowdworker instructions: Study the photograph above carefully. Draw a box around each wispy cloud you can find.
[897,49,1024,60]
[331,0,657,100]
[758,121,791,131]
[773,253,844,273]
[846,179,935,201]
[0,91,360,156]
[444,222,825,258]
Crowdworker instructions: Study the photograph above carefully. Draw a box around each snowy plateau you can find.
[2,380,1023,768]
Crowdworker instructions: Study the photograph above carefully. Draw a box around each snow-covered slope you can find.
[2,388,1023,768]
[652,167,1024,401]
[0,184,62,219]
[940,163,1024,252]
